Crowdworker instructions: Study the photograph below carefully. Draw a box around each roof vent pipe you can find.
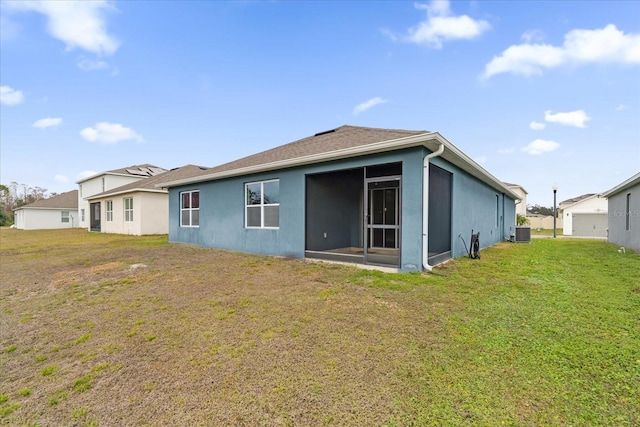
[422,142,445,271]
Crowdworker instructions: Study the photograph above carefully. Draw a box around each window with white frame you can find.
[245,179,279,228]
[124,197,133,222]
[81,209,85,222]
[106,200,113,221]
[181,190,199,227]
[61,211,70,223]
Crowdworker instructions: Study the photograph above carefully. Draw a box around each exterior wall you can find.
[526,215,563,230]
[78,175,146,230]
[508,187,527,217]
[168,147,515,271]
[96,192,168,235]
[430,155,516,258]
[607,183,640,253]
[562,196,608,236]
[14,208,79,230]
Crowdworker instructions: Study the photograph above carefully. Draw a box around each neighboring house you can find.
[559,193,608,237]
[86,165,208,236]
[77,165,167,231]
[504,182,528,218]
[13,190,79,230]
[160,125,519,272]
[602,172,640,253]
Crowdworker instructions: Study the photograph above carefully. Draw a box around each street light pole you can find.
[552,183,558,238]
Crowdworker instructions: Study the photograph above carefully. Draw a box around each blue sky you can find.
[1,0,638,206]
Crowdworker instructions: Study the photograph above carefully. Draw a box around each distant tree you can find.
[527,204,555,216]
[516,213,529,226]
[0,182,50,225]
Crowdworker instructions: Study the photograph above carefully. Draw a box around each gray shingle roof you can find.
[15,190,78,210]
[87,165,209,199]
[208,125,427,175]
[560,193,596,205]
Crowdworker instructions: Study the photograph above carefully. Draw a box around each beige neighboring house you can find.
[559,193,608,237]
[85,165,208,235]
[504,182,528,218]
[13,190,79,230]
[77,165,167,232]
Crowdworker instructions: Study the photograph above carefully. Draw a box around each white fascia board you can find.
[159,132,520,200]
[85,188,167,201]
[601,172,640,198]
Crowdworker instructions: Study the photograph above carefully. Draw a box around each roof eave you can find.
[158,131,519,200]
[86,188,168,201]
[601,172,640,198]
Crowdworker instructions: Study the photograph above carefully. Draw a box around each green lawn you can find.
[1,229,638,426]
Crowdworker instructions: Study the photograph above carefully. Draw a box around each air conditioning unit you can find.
[510,226,531,243]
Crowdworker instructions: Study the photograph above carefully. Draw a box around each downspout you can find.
[422,141,445,271]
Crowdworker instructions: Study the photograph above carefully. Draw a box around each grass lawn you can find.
[1,228,638,426]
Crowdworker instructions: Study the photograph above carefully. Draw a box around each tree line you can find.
[0,182,54,226]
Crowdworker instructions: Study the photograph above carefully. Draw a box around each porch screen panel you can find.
[428,165,452,255]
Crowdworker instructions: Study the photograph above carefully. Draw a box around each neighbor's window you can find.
[106,200,113,221]
[81,209,85,222]
[181,190,199,227]
[626,193,631,231]
[124,197,133,222]
[61,211,70,223]
[245,179,279,228]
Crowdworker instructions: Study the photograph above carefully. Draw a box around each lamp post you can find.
[552,183,558,238]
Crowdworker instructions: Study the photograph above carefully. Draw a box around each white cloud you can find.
[77,170,97,181]
[522,139,560,155]
[33,117,63,129]
[530,121,546,130]
[483,24,640,79]
[77,57,110,71]
[521,29,545,44]
[544,110,590,128]
[498,147,516,154]
[353,97,388,115]
[54,174,69,184]
[80,122,144,144]
[4,0,119,56]
[615,104,626,111]
[0,85,25,105]
[392,0,491,49]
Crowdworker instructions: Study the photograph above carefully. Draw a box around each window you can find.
[61,211,70,223]
[102,177,105,192]
[245,180,279,228]
[106,200,113,221]
[81,209,85,222]
[496,195,500,227]
[626,193,631,231]
[124,197,133,222]
[181,190,199,227]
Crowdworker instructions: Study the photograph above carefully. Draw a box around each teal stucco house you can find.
[159,125,519,272]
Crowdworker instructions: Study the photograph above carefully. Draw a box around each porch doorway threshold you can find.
[305,247,400,270]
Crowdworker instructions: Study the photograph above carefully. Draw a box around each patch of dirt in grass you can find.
[0,229,451,426]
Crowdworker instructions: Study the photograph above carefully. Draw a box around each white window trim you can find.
[106,200,113,222]
[245,179,279,229]
[124,197,133,222]
[61,211,70,223]
[180,190,200,228]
